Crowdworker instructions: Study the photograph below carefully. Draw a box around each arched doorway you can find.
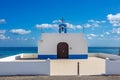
[57,42,69,59]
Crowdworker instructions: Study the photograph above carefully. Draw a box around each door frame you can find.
[57,42,69,59]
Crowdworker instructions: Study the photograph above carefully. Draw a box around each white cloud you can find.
[110,36,120,40]
[101,21,106,23]
[66,23,82,29]
[36,19,83,30]
[84,24,91,28]
[0,34,10,40]
[52,20,62,23]
[87,34,98,39]
[87,34,97,37]
[16,37,35,41]
[88,19,106,23]
[100,34,104,37]
[10,29,31,35]
[87,37,93,40]
[105,32,110,35]
[0,19,6,24]
[36,22,83,30]
[0,30,9,40]
[76,25,82,29]
[65,23,74,29]
[92,23,99,27]
[112,28,120,34]
[88,19,106,27]
[107,13,120,26]
[88,19,94,23]
[0,30,6,34]
[36,24,58,28]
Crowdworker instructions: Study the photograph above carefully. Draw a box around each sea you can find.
[0,47,120,58]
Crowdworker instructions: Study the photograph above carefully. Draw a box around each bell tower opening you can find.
[59,18,67,33]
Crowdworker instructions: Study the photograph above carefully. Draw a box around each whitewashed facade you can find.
[38,33,88,59]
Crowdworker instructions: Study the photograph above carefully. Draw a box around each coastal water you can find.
[0,47,37,58]
[0,47,120,58]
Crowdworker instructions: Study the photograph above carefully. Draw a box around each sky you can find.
[0,0,120,47]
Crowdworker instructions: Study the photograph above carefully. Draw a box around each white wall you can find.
[50,60,78,76]
[0,58,106,76]
[89,53,120,60]
[79,58,105,75]
[106,59,120,75]
[98,53,120,60]
[20,53,38,59]
[0,54,21,61]
[50,58,105,76]
[38,33,88,55]
[0,61,50,75]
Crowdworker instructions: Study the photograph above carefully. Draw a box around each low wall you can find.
[0,54,21,61]
[50,60,78,76]
[20,53,38,59]
[106,59,120,75]
[0,61,50,75]
[79,58,105,75]
[97,53,120,60]
[3,53,120,76]
[89,53,120,60]
[50,58,105,76]
[88,53,98,57]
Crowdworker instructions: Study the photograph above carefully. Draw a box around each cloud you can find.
[87,34,97,37]
[84,24,91,28]
[66,23,82,29]
[0,30,10,40]
[110,36,120,40]
[52,20,62,23]
[0,30,6,34]
[35,24,58,29]
[36,19,83,30]
[10,29,31,35]
[112,28,120,34]
[88,19,106,23]
[88,19,106,27]
[101,21,106,23]
[16,37,35,41]
[36,22,83,30]
[87,34,98,39]
[107,13,120,26]
[104,32,110,35]
[0,34,10,40]
[100,34,104,37]
[76,25,82,29]
[65,23,74,29]
[0,19,6,24]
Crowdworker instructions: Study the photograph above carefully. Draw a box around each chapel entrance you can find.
[57,42,69,59]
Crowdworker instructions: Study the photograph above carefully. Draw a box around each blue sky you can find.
[0,0,120,47]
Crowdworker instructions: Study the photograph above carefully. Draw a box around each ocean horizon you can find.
[0,47,120,58]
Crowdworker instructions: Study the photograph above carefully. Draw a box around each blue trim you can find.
[38,54,88,59]
[38,55,57,59]
[69,55,88,59]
